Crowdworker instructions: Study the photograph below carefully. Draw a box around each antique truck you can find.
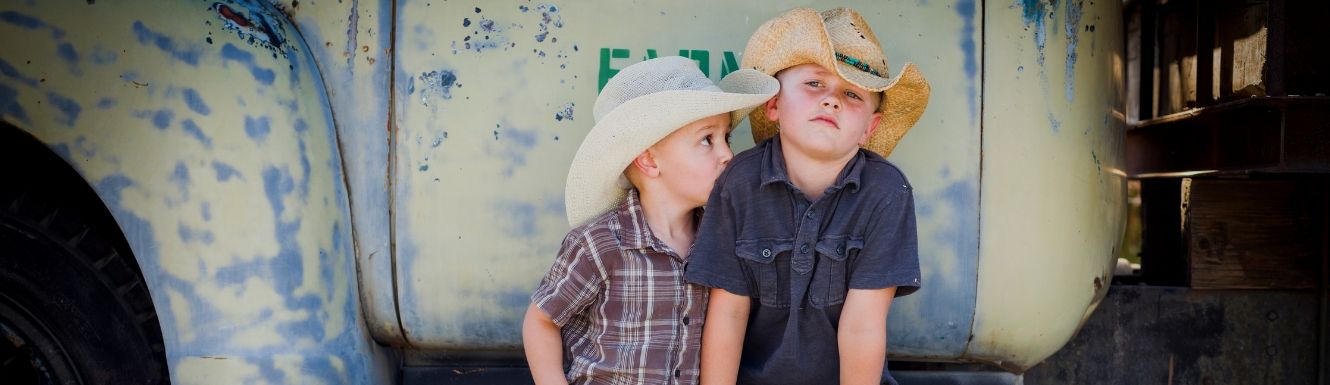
[0,0,1123,383]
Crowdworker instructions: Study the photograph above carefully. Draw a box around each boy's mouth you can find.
[810,115,839,128]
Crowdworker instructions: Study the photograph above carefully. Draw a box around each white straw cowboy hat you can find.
[743,7,931,157]
[565,56,779,227]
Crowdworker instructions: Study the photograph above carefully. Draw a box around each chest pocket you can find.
[735,238,792,308]
[811,235,864,307]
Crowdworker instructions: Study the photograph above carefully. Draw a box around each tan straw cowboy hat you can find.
[743,7,931,157]
[564,56,779,227]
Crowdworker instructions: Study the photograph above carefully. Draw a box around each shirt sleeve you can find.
[684,173,750,297]
[850,185,921,297]
[530,230,608,326]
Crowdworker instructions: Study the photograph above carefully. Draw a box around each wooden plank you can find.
[1185,179,1325,290]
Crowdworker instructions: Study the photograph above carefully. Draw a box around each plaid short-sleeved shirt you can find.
[531,189,708,385]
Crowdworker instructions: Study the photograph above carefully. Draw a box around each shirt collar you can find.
[758,135,866,193]
[613,188,663,252]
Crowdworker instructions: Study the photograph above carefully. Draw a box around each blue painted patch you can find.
[181,119,212,148]
[201,202,212,221]
[262,166,294,216]
[1048,112,1062,132]
[56,43,80,67]
[89,46,118,65]
[169,162,190,197]
[1016,0,1051,65]
[0,57,40,87]
[97,97,116,109]
[553,102,574,122]
[49,143,71,160]
[0,11,44,29]
[212,161,243,182]
[132,21,201,66]
[244,115,271,142]
[417,69,457,105]
[73,136,95,159]
[178,223,214,245]
[221,43,276,85]
[487,124,541,177]
[294,118,308,133]
[495,201,538,237]
[1063,0,1083,102]
[182,88,211,115]
[46,92,81,127]
[956,0,979,124]
[0,83,31,124]
[152,109,173,130]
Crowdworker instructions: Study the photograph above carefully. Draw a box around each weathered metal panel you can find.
[972,0,1126,370]
[270,0,406,345]
[392,0,983,360]
[0,1,394,383]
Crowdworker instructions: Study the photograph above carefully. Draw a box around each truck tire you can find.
[0,130,169,384]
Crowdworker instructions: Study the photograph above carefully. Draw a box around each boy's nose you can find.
[822,98,840,110]
[718,145,734,165]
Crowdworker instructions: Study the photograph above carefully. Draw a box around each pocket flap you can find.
[735,238,792,264]
[815,236,865,261]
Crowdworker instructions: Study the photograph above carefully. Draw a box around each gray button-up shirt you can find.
[685,136,921,385]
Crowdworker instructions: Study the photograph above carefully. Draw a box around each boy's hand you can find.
[838,287,897,385]
[700,288,750,385]
[522,303,570,385]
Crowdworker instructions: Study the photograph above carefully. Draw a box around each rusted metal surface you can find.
[0,1,395,383]
[390,0,986,359]
[269,0,405,345]
[970,0,1127,370]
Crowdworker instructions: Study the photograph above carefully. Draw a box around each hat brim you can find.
[565,69,778,227]
[745,8,931,158]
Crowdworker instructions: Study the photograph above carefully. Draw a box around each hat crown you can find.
[822,8,890,79]
[593,56,722,122]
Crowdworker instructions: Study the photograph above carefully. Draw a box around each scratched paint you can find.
[1063,0,1083,102]
[1,0,1122,376]
[0,1,393,383]
[393,0,984,360]
[971,0,1124,370]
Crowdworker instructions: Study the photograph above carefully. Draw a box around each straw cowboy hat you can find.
[743,7,931,157]
[565,56,779,227]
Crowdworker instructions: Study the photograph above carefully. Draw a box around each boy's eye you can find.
[804,80,822,88]
[725,132,733,144]
[701,136,712,146]
[845,90,863,101]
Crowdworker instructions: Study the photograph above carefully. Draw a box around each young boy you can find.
[523,56,778,385]
[684,8,931,385]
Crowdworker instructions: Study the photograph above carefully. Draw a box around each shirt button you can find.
[805,211,815,219]
[674,369,681,378]
[761,248,772,258]
[800,243,809,254]
[836,246,844,255]
[682,316,690,325]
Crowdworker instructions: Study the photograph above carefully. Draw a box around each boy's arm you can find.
[700,288,750,385]
[838,287,897,385]
[523,303,570,385]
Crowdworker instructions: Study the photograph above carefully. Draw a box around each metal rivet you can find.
[800,243,809,254]
[761,248,772,258]
[836,246,844,255]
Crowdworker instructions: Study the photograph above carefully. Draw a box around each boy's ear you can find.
[630,150,661,177]
[858,112,884,145]
[763,96,780,123]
